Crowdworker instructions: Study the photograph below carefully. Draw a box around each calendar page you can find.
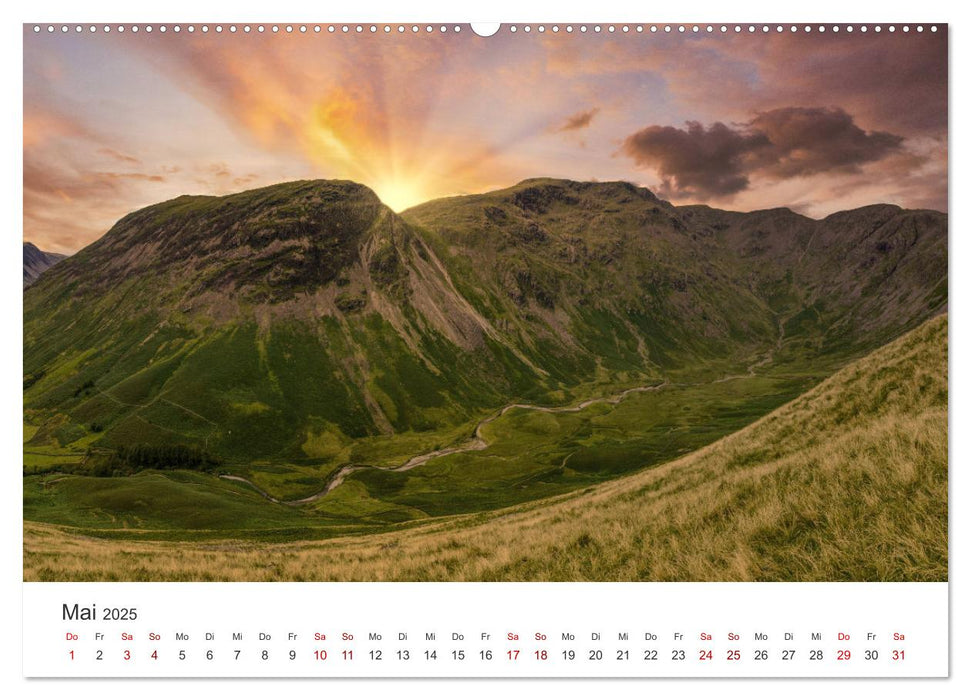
[18,8,952,688]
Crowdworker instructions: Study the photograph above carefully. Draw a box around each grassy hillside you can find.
[24,314,947,582]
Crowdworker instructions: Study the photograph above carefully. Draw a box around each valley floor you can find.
[23,315,948,582]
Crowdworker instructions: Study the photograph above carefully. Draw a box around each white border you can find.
[4,0,964,697]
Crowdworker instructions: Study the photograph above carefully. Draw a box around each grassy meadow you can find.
[22,364,813,534]
[23,314,947,582]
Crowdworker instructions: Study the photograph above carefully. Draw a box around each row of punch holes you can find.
[32,24,940,35]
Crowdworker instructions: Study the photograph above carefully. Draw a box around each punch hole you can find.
[472,22,502,37]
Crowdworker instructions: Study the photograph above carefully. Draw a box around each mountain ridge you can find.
[24,177,947,473]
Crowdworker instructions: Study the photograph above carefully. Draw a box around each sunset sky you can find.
[24,25,947,254]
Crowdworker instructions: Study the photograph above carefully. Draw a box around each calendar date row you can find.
[65,646,909,664]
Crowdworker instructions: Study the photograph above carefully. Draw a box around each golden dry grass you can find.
[24,315,947,582]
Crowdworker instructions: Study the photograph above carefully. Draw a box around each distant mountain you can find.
[22,179,947,466]
[23,242,66,288]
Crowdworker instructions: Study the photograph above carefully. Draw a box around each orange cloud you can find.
[23,107,95,148]
[97,147,142,165]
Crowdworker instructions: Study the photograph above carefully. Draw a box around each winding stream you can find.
[219,317,788,507]
[219,380,669,506]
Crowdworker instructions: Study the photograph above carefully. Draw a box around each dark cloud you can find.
[554,108,599,133]
[620,121,769,197]
[747,107,904,179]
[620,107,905,200]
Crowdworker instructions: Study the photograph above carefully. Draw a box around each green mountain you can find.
[23,178,946,486]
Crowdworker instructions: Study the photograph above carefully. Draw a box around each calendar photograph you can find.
[22,24,947,585]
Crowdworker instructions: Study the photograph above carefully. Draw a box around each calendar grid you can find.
[24,582,948,678]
